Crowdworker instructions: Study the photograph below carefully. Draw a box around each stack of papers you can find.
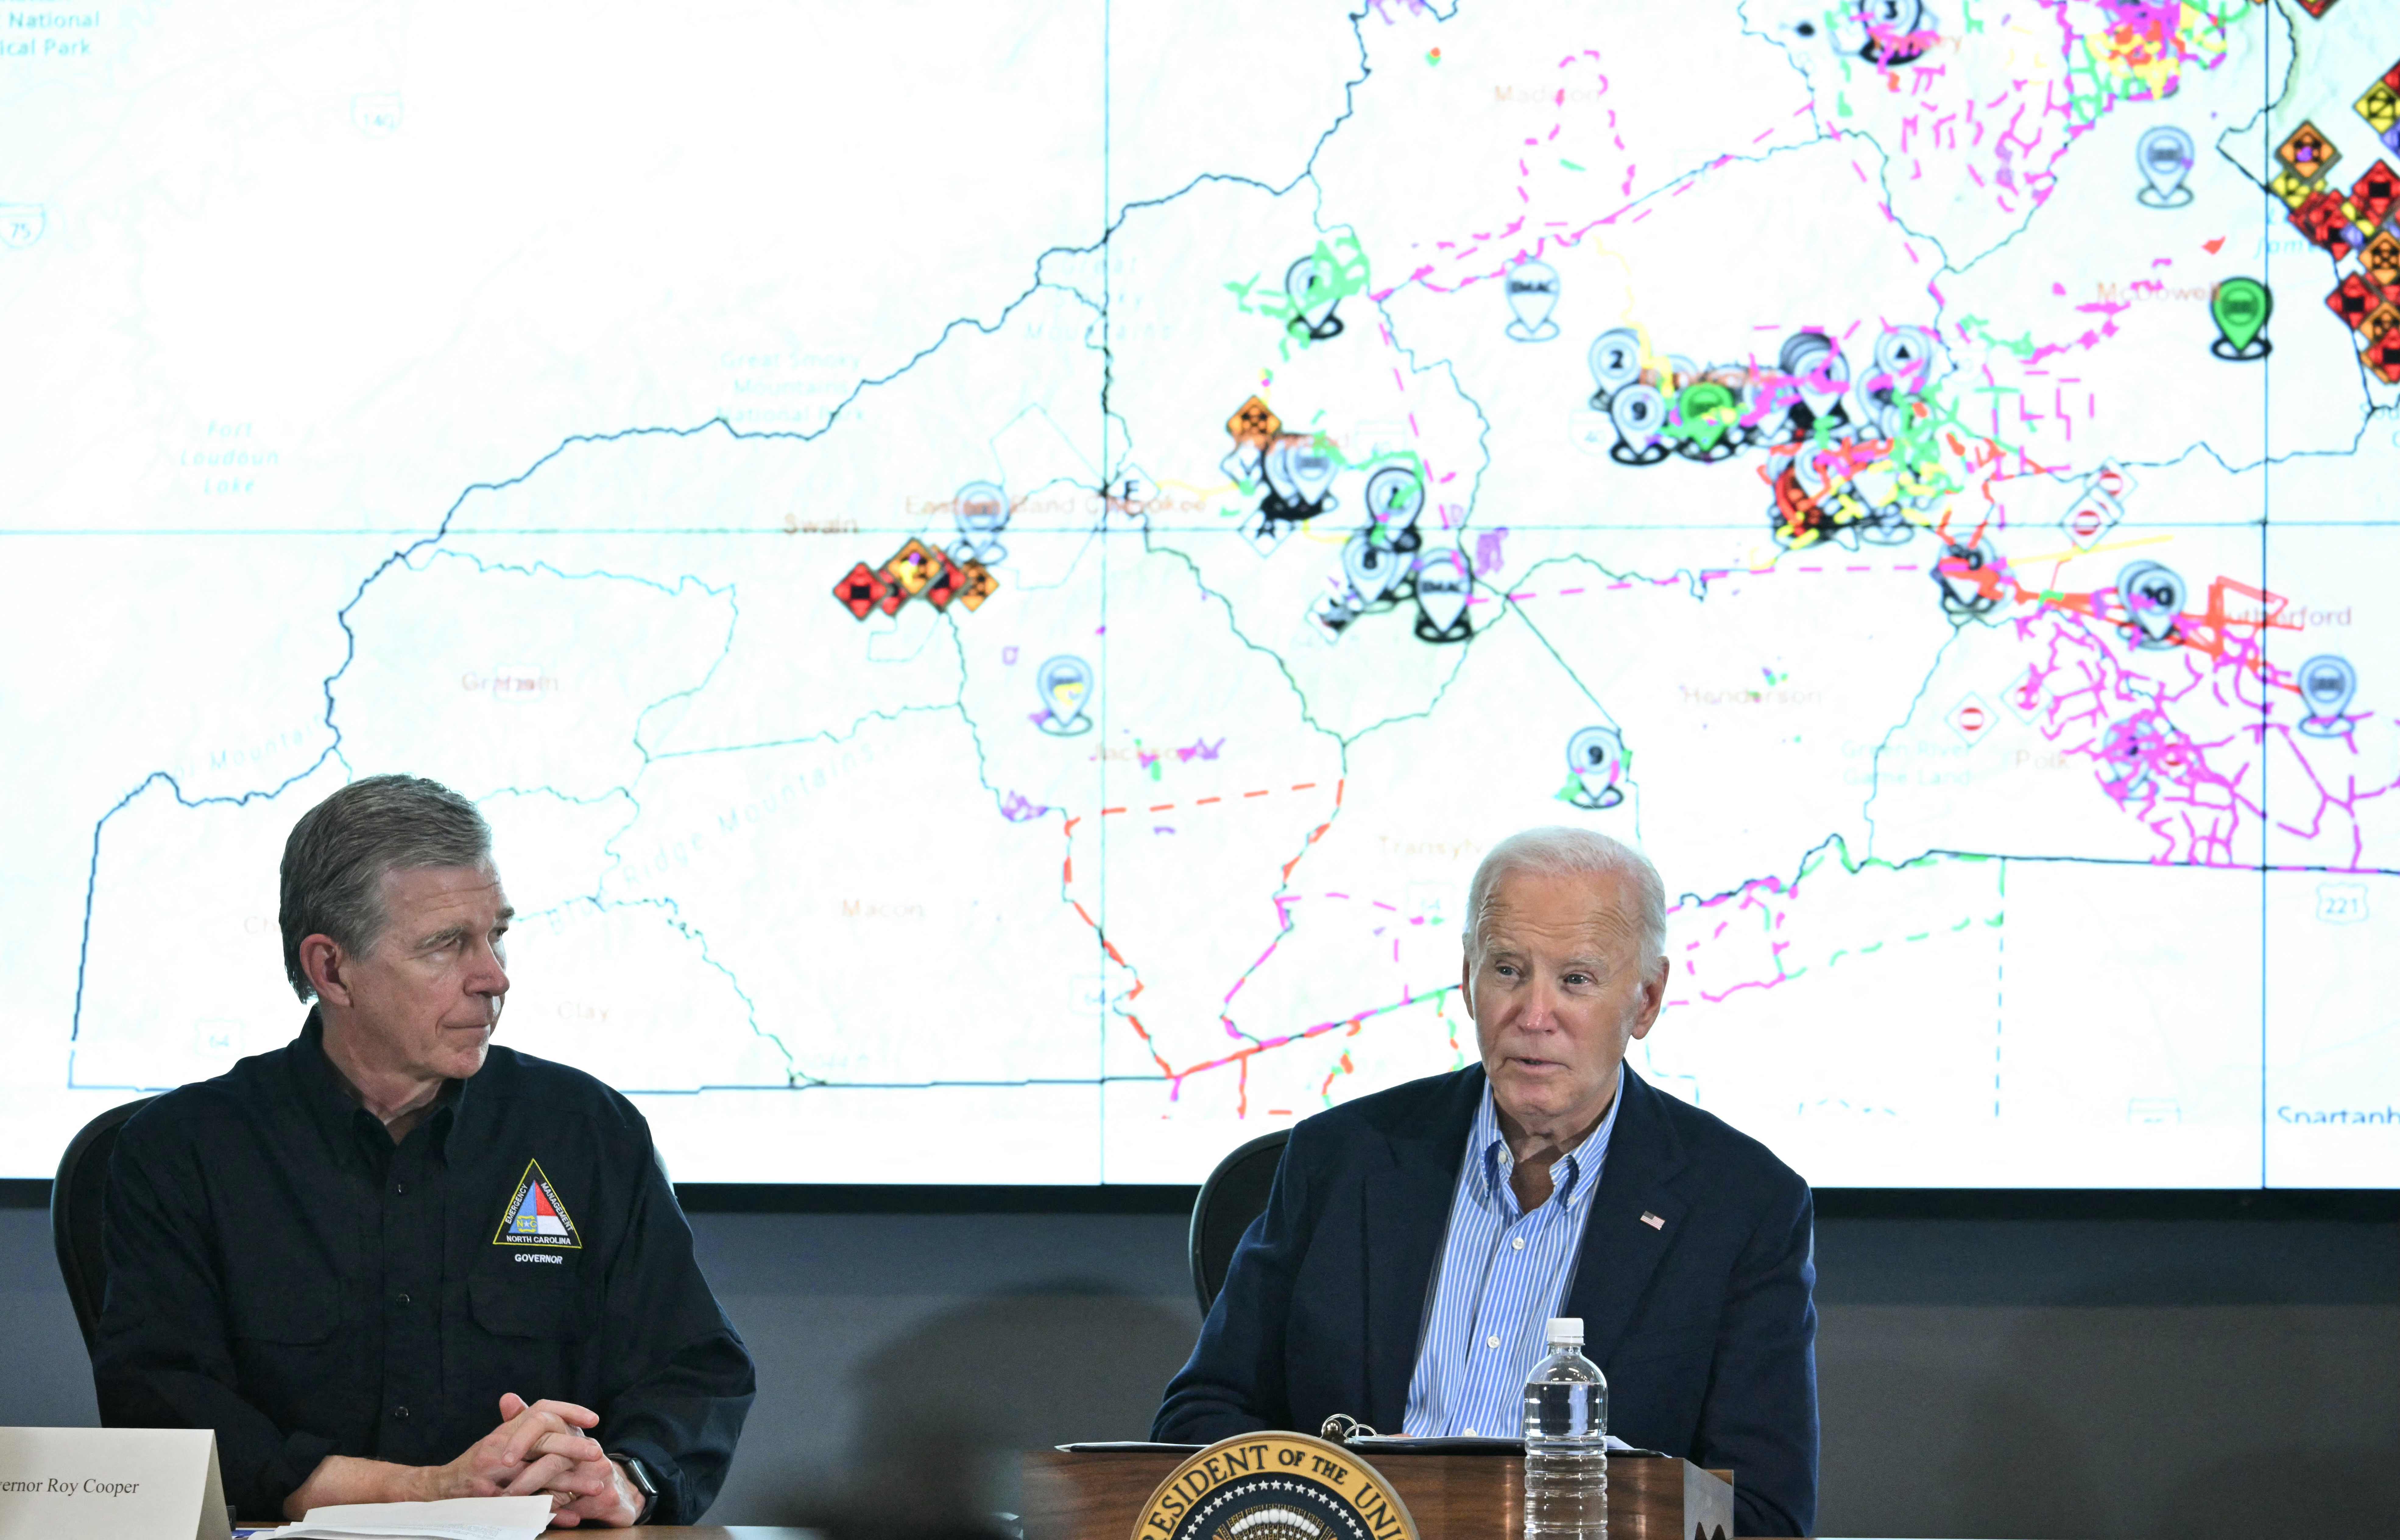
[248,1496,554,1540]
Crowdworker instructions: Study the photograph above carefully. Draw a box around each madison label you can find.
[1132,1433,1417,1540]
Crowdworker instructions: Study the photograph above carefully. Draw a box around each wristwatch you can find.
[609,1452,659,1525]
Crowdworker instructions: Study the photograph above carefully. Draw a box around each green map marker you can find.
[2211,277,2272,360]
[1676,380,1740,453]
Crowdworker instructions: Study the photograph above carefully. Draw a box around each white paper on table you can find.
[251,1495,552,1539]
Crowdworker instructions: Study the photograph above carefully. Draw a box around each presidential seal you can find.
[1131,1433,1416,1540]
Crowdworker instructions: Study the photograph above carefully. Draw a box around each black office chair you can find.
[1187,1127,1290,1316]
[51,1096,154,1354]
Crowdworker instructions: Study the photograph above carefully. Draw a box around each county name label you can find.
[0,1427,230,1540]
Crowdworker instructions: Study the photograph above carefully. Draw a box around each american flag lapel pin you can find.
[1639,1211,1665,1230]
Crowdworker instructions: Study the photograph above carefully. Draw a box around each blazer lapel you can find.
[1562,1068,1691,1367]
[1360,1067,1482,1430]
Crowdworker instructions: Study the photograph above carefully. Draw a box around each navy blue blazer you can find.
[1152,1065,1819,1537]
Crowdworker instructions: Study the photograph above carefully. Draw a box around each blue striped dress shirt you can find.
[1400,1066,1622,1438]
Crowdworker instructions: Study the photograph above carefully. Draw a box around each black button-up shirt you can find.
[93,1014,755,1523]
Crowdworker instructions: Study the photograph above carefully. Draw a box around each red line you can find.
[1291,782,1318,790]
[1149,803,1175,812]
[1195,796,1222,805]
[1101,806,1126,815]
[1244,789,1271,798]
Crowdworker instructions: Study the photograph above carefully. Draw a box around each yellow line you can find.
[2011,531,2175,567]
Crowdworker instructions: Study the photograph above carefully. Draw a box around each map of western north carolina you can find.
[4,0,2394,1186]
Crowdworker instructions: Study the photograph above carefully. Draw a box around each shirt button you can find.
[395,1291,412,1306]
[393,1181,407,1196]
[1487,1334,1501,1349]
[1512,1237,1526,1251]
[393,1406,411,1421]
[1464,1428,1478,1437]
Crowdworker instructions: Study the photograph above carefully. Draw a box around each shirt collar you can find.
[1473,1062,1625,1215]
[291,1009,466,1157]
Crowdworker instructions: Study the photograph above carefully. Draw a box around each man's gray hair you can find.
[279,774,492,1000]
[1462,826,1668,966]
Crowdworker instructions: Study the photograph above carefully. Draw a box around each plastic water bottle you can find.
[1522,1316,1607,1540]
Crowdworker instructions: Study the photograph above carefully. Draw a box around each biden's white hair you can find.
[1462,826,1668,966]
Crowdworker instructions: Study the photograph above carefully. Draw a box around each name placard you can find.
[0,1427,230,1540]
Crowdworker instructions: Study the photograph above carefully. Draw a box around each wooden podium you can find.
[1024,1444,1734,1540]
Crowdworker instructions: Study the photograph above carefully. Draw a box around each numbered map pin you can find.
[1777,330,1851,427]
[1588,327,1643,404]
[1413,551,1473,642]
[1363,465,1425,538]
[1609,383,1668,464]
[1261,440,1304,510]
[1936,539,2002,620]
[952,480,1009,564]
[1675,379,1740,457]
[1778,330,1832,376]
[1872,325,1937,398]
[1286,254,1345,341]
[2296,654,2357,736]
[1288,443,1338,511]
[1504,259,1561,341]
[2117,561,2185,647]
[1563,725,1627,810]
[1342,531,1400,604]
[2211,277,2271,360]
[1035,655,1093,736]
[2137,126,2195,208]
[1859,0,1927,64]
[1796,342,1850,419]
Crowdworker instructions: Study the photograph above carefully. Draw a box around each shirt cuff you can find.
[256,1428,342,1523]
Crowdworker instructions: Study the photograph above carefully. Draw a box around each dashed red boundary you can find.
[1060,779,1354,1108]
[1098,780,1325,817]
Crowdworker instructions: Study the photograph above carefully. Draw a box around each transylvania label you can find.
[1132,1433,1416,1540]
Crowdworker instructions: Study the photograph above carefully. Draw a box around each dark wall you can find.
[3,1203,2393,1537]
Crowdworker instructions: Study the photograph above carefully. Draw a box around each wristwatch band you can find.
[609,1452,660,1525]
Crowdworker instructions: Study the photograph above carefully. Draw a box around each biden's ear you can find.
[1629,954,1670,1039]
[299,933,357,1008]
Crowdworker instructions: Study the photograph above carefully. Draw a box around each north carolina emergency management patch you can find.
[492,1157,582,1248]
[1132,1434,1417,1540]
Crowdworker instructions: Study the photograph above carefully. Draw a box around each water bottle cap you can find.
[1546,1316,1583,1345]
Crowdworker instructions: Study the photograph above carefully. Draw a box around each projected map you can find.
[5,0,2395,1186]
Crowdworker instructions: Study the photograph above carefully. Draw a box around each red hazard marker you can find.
[2289,189,2351,254]
[921,556,966,611]
[1947,694,1996,747]
[2327,271,2384,331]
[834,562,892,621]
[2350,161,2399,228]
[2366,328,2400,385]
